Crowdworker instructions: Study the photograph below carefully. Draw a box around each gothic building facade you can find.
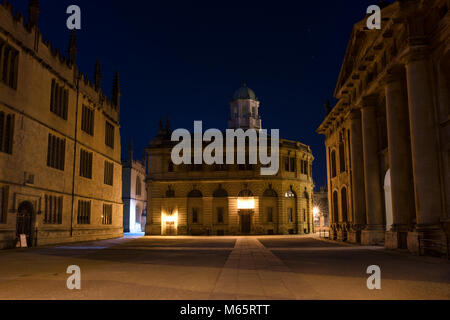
[122,140,147,233]
[146,84,315,236]
[0,1,123,248]
[317,0,449,255]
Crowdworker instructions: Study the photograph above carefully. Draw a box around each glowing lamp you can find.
[313,206,320,216]
[237,198,255,210]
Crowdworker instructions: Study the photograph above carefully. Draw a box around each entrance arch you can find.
[238,189,254,234]
[16,201,35,247]
[384,170,393,231]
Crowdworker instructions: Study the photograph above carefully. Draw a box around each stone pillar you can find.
[384,66,416,249]
[348,109,366,243]
[325,144,336,239]
[361,95,385,245]
[405,47,444,253]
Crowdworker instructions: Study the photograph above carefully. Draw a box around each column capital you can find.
[361,94,378,109]
[404,44,430,64]
[384,65,406,85]
[349,108,361,120]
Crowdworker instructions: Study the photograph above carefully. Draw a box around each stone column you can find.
[325,143,336,239]
[405,46,444,253]
[384,66,416,249]
[361,95,385,245]
[348,109,366,243]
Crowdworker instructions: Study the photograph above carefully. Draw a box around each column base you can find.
[407,227,447,256]
[348,230,362,244]
[361,228,385,245]
[385,230,408,249]
[329,226,338,240]
[337,229,347,242]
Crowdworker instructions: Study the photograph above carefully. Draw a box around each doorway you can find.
[240,211,252,234]
[16,201,34,247]
[165,221,176,235]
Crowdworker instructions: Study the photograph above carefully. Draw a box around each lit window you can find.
[237,198,255,210]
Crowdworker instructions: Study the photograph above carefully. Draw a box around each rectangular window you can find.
[0,41,19,90]
[267,207,274,223]
[0,111,14,154]
[77,200,91,225]
[192,208,199,224]
[284,157,290,171]
[102,204,112,225]
[104,161,114,186]
[290,158,296,172]
[0,186,7,224]
[44,195,63,224]
[46,134,66,171]
[81,105,94,136]
[80,149,93,179]
[50,79,68,120]
[303,209,306,222]
[217,207,224,224]
[105,121,115,149]
[288,208,293,223]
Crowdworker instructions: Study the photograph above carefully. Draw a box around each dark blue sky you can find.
[11,0,387,188]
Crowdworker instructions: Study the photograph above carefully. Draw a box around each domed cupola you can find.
[228,82,262,130]
[232,83,257,101]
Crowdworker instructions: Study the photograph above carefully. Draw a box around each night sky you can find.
[11,0,389,188]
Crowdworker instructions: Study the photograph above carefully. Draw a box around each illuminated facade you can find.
[317,0,449,255]
[122,140,147,233]
[146,85,315,236]
[0,1,123,248]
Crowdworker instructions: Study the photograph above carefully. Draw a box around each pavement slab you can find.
[0,235,448,300]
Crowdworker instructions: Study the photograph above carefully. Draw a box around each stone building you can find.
[313,187,329,229]
[122,140,147,233]
[317,0,449,255]
[0,1,123,248]
[146,84,315,236]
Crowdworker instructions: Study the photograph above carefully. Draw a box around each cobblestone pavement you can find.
[0,235,448,300]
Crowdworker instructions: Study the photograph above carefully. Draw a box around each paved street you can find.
[0,235,448,300]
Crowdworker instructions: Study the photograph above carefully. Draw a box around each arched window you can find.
[238,189,253,197]
[213,186,228,225]
[136,177,142,196]
[331,150,337,178]
[263,186,277,225]
[166,186,175,198]
[339,143,346,173]
[332,191,339,223]
[135,205,141,223]
[188,189,203,225]
[263,187,278,198]
[213,187,228,198]
[341,188,348,222]
[188,189,203,198]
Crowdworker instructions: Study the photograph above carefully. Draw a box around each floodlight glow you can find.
[313,206,320,216]
[164,215,177,223]
[237,198,255,210]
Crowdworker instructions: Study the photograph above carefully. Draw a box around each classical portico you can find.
[317,0,449,255]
